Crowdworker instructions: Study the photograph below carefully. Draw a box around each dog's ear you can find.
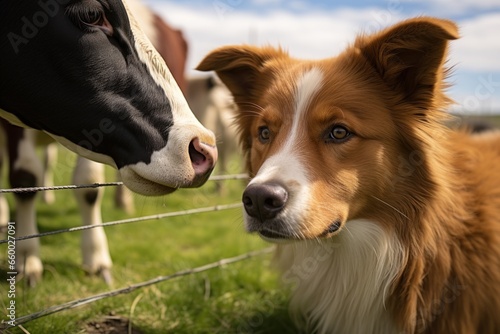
[356,17,459,109]
[197,46,286,172]
[196,45,286,104]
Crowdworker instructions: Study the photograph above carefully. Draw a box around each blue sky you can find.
[145,0,500,114]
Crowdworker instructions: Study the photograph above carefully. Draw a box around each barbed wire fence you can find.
[0,173,273,331]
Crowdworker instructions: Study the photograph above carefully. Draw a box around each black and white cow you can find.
[0,0,217,285]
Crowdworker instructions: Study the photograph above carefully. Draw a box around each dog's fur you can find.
[197,17,500,333]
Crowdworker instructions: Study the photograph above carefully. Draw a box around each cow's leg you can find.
[0,165,9,238]
[114,171,135,215]
[7,128,43,287]
[0,129,9,235]
[73,157,112,285]
[41,143,58,204]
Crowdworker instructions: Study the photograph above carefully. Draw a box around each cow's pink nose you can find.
[189,137,218,186]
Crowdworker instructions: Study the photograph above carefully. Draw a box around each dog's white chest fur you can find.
[275,220,405,334]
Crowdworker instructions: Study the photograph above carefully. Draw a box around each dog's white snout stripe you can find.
[248,68,324,230]
[252,67,324,185]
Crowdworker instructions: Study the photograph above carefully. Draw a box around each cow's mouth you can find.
[118,168,178,196]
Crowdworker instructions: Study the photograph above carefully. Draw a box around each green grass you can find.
[0,147,295,333]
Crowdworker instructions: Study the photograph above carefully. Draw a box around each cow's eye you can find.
[80,8,105,26]
[67,3,112,35]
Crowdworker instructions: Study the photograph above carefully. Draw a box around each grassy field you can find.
[0,147,295,334]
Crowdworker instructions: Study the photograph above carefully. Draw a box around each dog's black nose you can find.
[242,183,288,221]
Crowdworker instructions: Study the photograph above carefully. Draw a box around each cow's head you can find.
[0,0,217,195]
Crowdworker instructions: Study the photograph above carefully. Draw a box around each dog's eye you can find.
[258,126,271,143]
[328,125,352,143]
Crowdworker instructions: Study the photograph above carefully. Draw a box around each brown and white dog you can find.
[198,17,500,333]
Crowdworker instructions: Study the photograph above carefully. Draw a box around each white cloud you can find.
[452,12,500,72]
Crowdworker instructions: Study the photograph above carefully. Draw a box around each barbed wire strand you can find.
[0,247,274,330]
[0,203,243,245]
[0,174,249,194]
[0,182,122,194]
